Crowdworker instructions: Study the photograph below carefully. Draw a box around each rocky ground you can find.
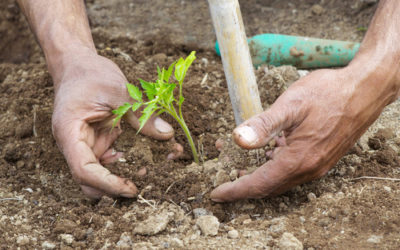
[1,0,400,249]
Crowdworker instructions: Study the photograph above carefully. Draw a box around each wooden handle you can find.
[208,0,263,125]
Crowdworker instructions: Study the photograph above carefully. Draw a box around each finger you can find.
[210,147,298,202]
[100,148,124,164]
[125,110,174,140]
[80,184,106,199]
[62,122,138,198]
[92,127,121,158]
[167,143,184,160]
[233,101,300,149]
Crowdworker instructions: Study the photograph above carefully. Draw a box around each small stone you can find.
[117,232,133,248]
[278,232,303,250]
[133,210,173,235]
[228,229,239,239]
[105,220,114,229]
[59,234,74,245]
[15,121,33,138]
[243,219,252,225]
[42,241,56,249]
[196,215,220,236]
[192,208,212,219]
[169,238,184,248]
[213,170,230,187]
[152,53,167,62]
[311,4,324,15]
[383,186,391,192]
[229,169,238,181]
[136,167,147,177]
[367,235,383,244]
[215,138,224,151]
[17,235,30,245]
[307,192,317,201]
[16,160,25,169]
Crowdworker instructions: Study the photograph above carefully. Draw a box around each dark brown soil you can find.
[1,0,400,249]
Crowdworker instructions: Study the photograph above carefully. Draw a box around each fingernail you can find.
[154,117,173,134]
[120,193,136,198]
[211,198,224,202]
[235,126,258,145]
[111,148,117,156]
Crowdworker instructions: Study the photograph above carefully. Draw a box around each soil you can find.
[1,0,400,249]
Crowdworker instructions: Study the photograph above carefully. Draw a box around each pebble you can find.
[169,238,184,248]
[192,208,212,219]
[367,235,383,244]
[59,234,74,245]
[213,170,230,187]
[311,4,324,15]
[228,229,239,239]
[278,232,303,250]
[116,232,133,248]
[215,138,224,151]
[196,215,220,236]
[42,241,56,249]
[383,186,391,192]
[136,167,147,177]
[16,235,30,246]
[307,192,317,201]
[229,169,238,181]
[133,210,173,235]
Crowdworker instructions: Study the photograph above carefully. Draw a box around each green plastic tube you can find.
[215,33,360,69]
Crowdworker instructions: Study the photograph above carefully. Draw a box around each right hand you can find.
[52,50,175,198]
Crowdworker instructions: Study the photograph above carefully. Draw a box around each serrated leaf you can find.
[137,102,157,133]
[131,102,142,112]
[174,51,196,83]
[111,102,132,128]
[139,79,156,100]
[126,83,142,102]
[174,58,185,82]
[157,66,162,79]
[164,62,176,82]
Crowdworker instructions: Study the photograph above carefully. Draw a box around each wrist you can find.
[347,49,400,104]
[45,41,97,86]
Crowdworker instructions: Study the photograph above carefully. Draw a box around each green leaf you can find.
[157,66,162,80]
[139,79,156,100]
[164,62,176,83]
[131,102,142,112]
[174,58,185,82]
[111,102,132,128]
[126,83,142,102]
[174,51,196,83]
[137,102,157,133]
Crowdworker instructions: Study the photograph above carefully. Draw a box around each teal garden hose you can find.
[216,34,360,69]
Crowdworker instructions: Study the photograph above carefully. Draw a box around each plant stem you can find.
[169,106,199,164]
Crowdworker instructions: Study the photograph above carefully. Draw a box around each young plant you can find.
[112,51,199,163]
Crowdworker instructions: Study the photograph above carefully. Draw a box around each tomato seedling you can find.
[112,51,199,163]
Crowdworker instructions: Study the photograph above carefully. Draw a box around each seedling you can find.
[112,51,199,163]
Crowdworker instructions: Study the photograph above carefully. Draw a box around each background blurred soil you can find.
[1,0,400,249]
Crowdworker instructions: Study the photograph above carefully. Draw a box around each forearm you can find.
[350,0,400,99]
[17,0,96,84]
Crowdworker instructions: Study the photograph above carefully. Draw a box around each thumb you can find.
[233,102,300,149]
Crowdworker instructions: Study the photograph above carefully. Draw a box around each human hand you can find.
[211,64,399,202]
[52,50,175,198]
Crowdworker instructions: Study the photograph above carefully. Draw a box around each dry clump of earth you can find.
[1,0,399,249]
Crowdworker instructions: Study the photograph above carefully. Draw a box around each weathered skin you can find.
[211,0,400,202]
[17,0,176,198]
